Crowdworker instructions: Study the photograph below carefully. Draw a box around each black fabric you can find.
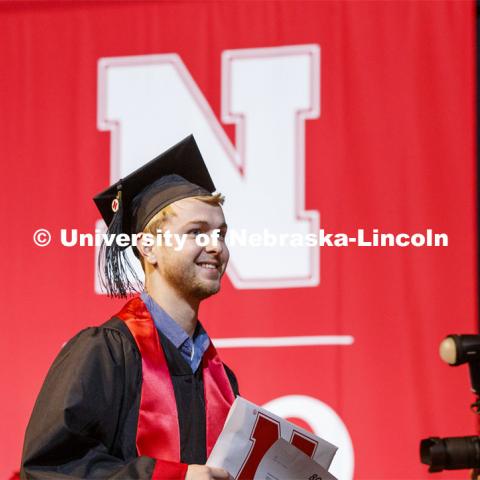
[158,329,238,465]
[131,174,211,234]
[21,317,239,480]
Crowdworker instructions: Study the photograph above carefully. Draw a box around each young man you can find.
[21,136,238,480]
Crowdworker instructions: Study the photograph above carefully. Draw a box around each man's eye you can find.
[188,229,201,236]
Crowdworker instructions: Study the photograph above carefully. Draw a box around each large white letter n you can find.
[97,44,320,291]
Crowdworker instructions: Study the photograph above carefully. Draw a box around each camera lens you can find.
[420,436,480,472]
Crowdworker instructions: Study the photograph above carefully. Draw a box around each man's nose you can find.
[204,233,224,254]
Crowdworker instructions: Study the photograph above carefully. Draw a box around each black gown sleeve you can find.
[20,325,157,479]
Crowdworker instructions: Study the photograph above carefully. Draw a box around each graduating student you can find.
[21,136,238,480]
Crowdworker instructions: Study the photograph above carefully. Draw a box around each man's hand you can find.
[186,465,230,480]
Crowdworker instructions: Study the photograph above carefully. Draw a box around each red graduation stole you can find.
[115,295,235,461]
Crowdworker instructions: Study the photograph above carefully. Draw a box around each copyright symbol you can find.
[33,229,51,247]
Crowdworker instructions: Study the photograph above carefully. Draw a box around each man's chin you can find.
[191,280,221,300]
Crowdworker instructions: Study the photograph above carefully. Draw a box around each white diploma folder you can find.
[255,438,338,480]
[207,397,338,479]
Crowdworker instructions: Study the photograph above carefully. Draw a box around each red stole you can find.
[115,295,235,461]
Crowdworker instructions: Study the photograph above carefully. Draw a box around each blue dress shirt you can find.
[141,292,210,373]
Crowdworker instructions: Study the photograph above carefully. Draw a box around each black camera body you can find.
[420,334,480,473]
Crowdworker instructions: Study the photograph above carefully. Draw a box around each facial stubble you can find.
[161,255,222,300]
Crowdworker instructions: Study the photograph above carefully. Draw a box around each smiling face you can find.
[148,196,229,301]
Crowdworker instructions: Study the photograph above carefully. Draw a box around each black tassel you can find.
[98,185,143,298]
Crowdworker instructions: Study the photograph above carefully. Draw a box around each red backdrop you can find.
[0,1,477,479]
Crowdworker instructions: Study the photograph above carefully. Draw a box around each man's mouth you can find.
[198,263,216,269]
[196,261,221,272]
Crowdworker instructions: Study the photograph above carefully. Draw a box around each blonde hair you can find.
[138,193,225,270]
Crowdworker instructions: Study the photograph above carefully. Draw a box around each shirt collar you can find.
[141,292,190,349]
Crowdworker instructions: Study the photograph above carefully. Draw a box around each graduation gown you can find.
[21,306,239,480]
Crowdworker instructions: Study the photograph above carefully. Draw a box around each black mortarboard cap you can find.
[93,134,215,298]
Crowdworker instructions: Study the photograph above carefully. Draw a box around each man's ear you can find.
[137,233,157,265]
